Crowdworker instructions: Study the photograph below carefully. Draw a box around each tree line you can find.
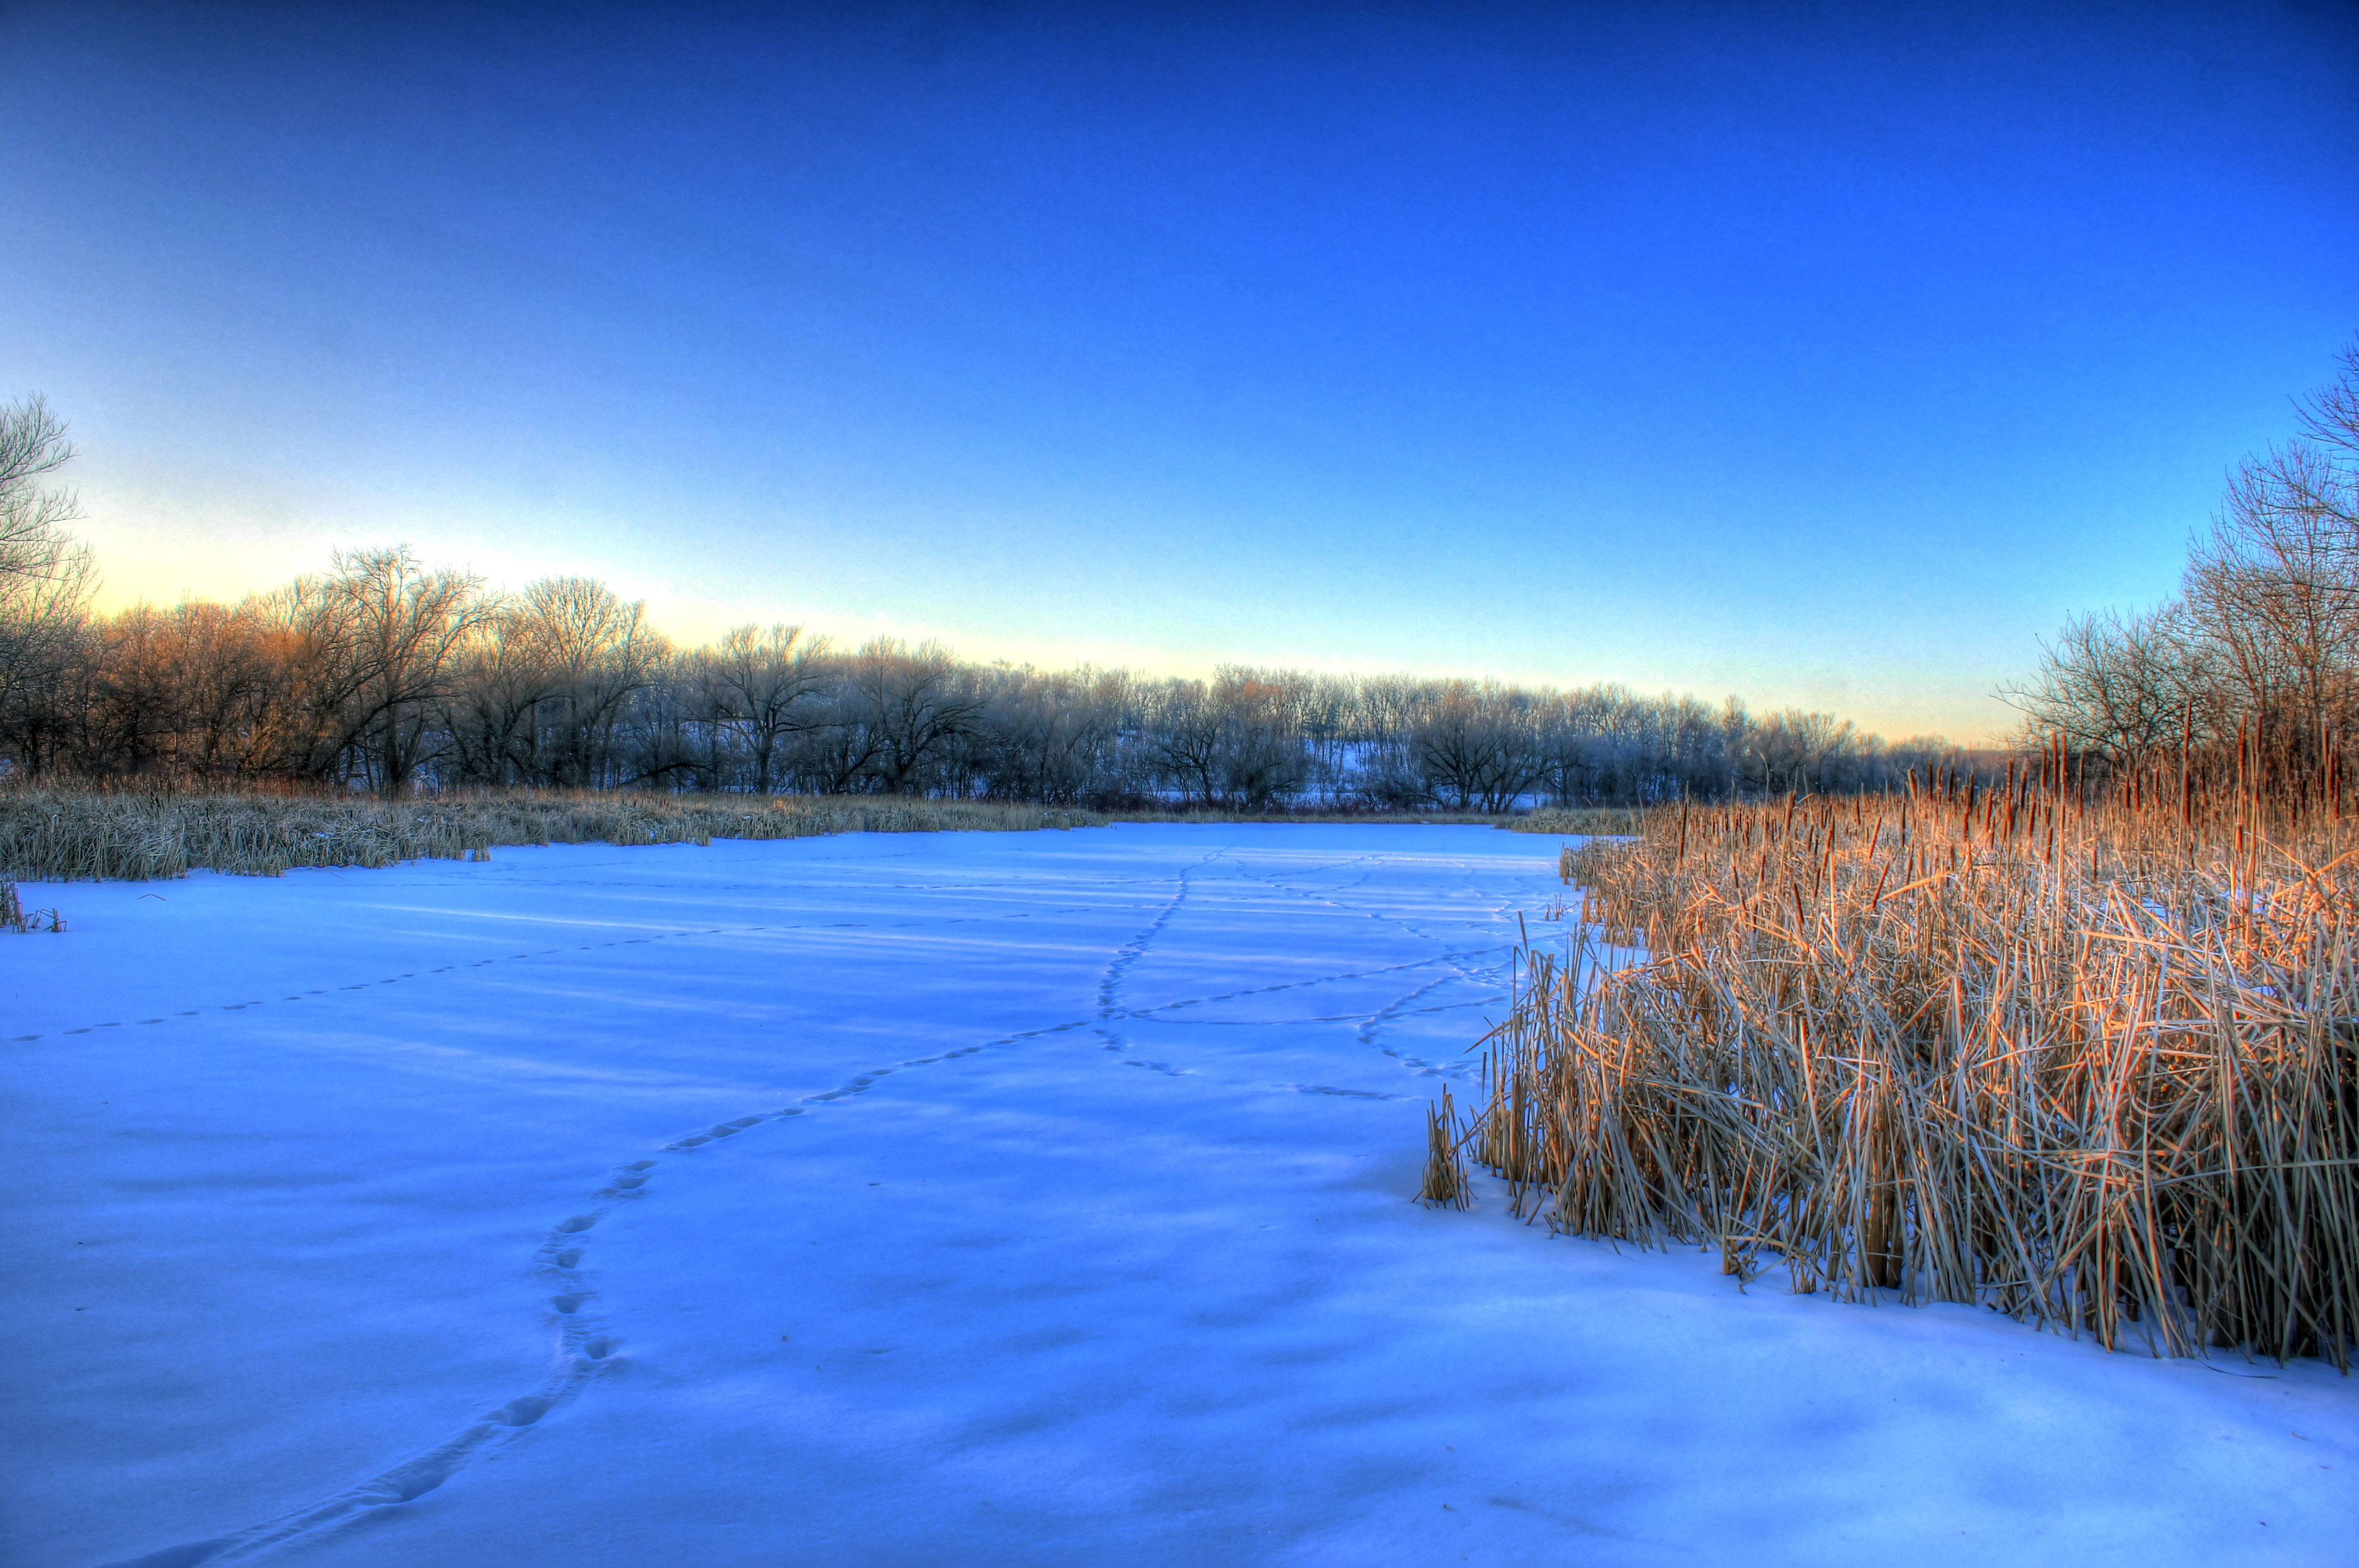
[2006,344,2359,807]
[0,396,1955,807]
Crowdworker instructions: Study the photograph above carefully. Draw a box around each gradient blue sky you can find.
[4,1,2354,740]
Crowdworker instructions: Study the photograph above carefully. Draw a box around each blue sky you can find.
[3,1,2353,740]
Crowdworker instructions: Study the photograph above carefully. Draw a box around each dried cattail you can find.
[1441,784,2359,1368]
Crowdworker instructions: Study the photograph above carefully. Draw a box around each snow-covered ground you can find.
[4,824,2352,1567]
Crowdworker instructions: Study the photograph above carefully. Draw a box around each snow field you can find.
[2,825,2353,1566]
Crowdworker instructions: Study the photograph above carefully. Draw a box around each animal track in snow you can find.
[17,897,1222,1044]
[92,844,1552,1567]
[1091,851,1215,1063]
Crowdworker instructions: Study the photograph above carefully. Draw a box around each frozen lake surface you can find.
[5,824,2353,1566]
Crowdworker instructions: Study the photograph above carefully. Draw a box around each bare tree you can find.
[2009,342,2359,782]
[1203,671,1304,808]
[970,664,1130,804]
[441,600,562,786]
[849,638,984,796]
[706,623,826,793]
[1147,679,1224,805]
[2185,395,2359,744]
[508,575,667,787]
[1410,682,1544,811]
[0,397,96,774]
[0,396,88,588]
[257,548,490,791]
[335,548,494,793]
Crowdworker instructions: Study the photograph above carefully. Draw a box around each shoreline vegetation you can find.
[1430,762,2359,1367]
[0,786,1641,883]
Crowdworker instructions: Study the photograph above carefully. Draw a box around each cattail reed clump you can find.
[1453,755,2359,1367]
[0,879,63,931]
[1418,1086,1473,1210]
[0,789,1103,882]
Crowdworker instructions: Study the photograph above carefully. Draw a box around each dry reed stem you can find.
[1456,773,2359,1367]
[0,879,64,931]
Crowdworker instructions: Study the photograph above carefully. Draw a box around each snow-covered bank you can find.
[4,826,2351,1567]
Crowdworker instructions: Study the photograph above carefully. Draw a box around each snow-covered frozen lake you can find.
[6,825,2353,1567]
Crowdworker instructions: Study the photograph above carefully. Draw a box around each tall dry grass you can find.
[0,789,1102,882]
[1100,805,1632,830]
[1508,805,1644,838]
[1436,760,2359,1366]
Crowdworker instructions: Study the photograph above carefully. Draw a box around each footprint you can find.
[672,1135,712,1148]
[492,1394,552,1427]
[555,1215,596,1234]
[609,1174,647,1190]
[621,1160,656,1171]
[722,1116,762,1129]
[581,1337,616,1360]
[550,1294,585,1314]
[100,1532,235,1567]
[552,1249,583,1269]
[365,1460,453,1505]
